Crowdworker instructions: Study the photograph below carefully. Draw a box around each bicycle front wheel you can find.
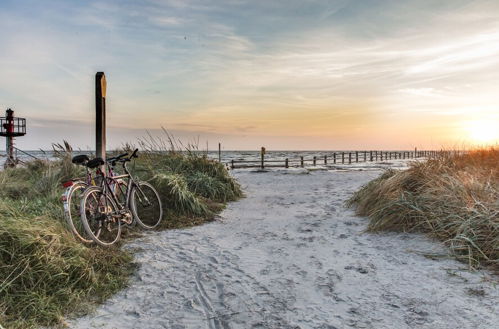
[80,187,121,246]
[130,181,163,229]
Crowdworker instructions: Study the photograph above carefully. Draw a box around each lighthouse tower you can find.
[0,109,26,168]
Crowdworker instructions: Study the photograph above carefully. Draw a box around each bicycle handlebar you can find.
[107,152,129,163]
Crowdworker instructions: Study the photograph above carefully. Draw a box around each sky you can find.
[0,0,498,151]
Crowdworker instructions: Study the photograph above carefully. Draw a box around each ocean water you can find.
[0,149,419,170]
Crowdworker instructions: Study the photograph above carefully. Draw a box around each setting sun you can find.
[466,119,499,144]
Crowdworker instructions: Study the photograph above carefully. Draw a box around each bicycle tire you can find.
[63,181,94,243]
[80,186,121,246]
[130,181,163,229]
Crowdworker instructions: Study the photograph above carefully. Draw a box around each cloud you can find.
[1,0,499,149]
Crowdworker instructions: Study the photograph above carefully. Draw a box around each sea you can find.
[0,149,418,171]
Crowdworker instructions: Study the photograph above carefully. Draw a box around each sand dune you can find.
[70,169,498,329]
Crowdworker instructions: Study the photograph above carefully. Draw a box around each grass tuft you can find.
[348,148,498,271]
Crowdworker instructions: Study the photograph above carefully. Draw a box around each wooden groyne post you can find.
[260,147,265,169]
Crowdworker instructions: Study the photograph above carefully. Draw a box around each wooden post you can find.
[333,152,336,164]
[300,156,304,167]
[342,152,345,164]
[285,158,289,168]
[231,159,234,169]
[380,151,383,161]
[95,72,106,166]
[348,152,352,164]
[218,142,221,162]
[313,156,317,166]
[356,151,358,163]
[370,151,373,162]
[324,155,327,165]
[364,151,367,162]
[260,147,265,169]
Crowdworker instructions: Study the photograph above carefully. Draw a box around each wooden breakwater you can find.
[229,150,457,169]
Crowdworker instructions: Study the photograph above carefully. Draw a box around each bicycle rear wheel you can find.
[80,187,121,246]
[63,182,93,243]
[130,181,163,229]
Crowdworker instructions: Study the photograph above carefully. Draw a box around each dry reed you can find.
[348,148,498,271]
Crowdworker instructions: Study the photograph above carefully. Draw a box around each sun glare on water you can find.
[466,119,499,145]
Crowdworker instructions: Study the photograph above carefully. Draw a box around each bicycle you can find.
[79,149,163,246]
[62,154,129,243]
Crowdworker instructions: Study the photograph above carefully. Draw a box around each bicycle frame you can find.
[97,159,149,220]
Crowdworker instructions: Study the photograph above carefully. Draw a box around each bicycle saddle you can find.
[87,157,105,168]
[72,154,90,165]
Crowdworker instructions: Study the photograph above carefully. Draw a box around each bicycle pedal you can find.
[121,211,133,225]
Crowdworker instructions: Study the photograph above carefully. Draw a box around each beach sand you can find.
[70,169,498,329]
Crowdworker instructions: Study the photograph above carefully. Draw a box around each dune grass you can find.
[0,145,242,329]
[348,148,498,271]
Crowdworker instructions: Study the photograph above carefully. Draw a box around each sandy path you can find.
[70,170,498,329]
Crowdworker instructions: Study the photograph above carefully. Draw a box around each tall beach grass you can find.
[0,140,242,329]
[348,148,498,271]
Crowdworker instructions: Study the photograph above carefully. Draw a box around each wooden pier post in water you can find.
[260,147,265,169]
[333,152,336,164]
[313,156,317,166]
[324,155,327,165]
[380,152,383,161]
[218,143,221,162]
[300,156,304,168]
[231,160,234,169]
[285,158,289,168]
[348,152,352,164]
[370,151,373,162]
[342,152,345,164]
